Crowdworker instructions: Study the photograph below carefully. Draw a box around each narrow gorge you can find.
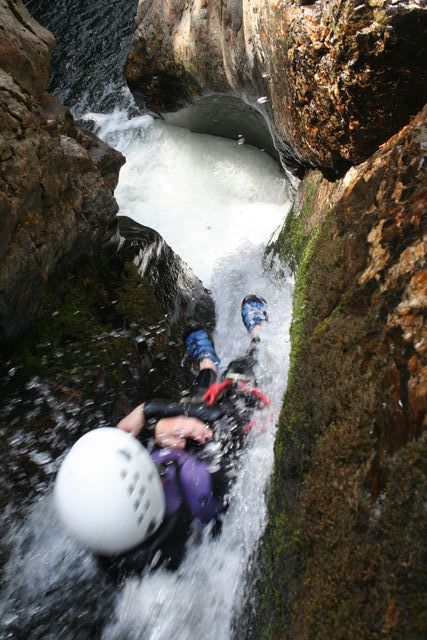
[0,1,426,639]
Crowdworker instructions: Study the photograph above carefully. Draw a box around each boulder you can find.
[125,0,427,177]
[0,0,125,343]
[0,0,53,95]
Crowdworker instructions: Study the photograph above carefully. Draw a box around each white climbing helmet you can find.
[54,427,165,555]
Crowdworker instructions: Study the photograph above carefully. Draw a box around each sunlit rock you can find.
[125,0,427,177]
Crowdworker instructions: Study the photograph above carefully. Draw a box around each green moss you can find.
[251,178,355,637]
[275,172,323,274]
[249,125,427,638]
[116,262,162,327]
[1,248,167,396]
[286,224,320,372]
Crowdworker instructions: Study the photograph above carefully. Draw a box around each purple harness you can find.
[150,448,224,524]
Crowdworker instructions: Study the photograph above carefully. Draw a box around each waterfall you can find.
[91,110,294,639]
[1,107,294,639]
[4,3,295,638]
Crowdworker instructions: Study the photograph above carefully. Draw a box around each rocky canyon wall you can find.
[0,0,125,342]
[0,0,425,637]
[125,0,427,177]
[123,1,427,637]
[0,1,215,548]
[244,103,427,640]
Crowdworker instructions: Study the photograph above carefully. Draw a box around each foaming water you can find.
[104,247,293,640]
[88,112,294,638]
[1,501,118,640]
[86,110,290,286]
[1,111,294,640]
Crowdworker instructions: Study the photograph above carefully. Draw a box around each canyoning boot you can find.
[241,295,268,333]
[184,328,220,367]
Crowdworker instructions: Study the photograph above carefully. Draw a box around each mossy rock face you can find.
[244,106,427,639]
[0,218,215,546]
[269,171,323,275]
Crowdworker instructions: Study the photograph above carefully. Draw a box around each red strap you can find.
[203,378,270,407]
[237,381,270,407]
[202,379,233,406]
[248,387,270,407]
[242,420,255,433]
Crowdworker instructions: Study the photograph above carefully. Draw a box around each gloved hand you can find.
[143,400,225,423]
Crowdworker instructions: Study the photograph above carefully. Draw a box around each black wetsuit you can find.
[98,340,261,580]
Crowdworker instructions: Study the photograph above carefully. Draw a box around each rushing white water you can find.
[1,112,294,640]
[85,110,290,286]
[104,248,293,640]
[87,113,294,639]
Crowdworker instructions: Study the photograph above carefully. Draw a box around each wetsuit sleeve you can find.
[143,400,224,423]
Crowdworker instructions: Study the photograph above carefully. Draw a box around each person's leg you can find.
[189,367,216,400]
[185,299,268,505]
[223,295,268,384]
[184,328,219,400]
[184,295,268,395]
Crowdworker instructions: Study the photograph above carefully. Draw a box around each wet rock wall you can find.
[0,0,125,342]
[0,216,214,564]
[0,1,215,564]
[125,0,427,177]
[245,104,427,639]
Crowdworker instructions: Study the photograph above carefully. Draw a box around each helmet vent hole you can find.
[133,471,140,482]
[133,500,140,511]
[128,485,135,495]
[139,486,146,497]
[148,472,155,482]
[144,499,151,511]
[146,519,156,535]
[117,449,131,461]
[137,514,144,525]
[120,470,128,479]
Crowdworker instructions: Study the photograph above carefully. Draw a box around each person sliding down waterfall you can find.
[54,296,269,578]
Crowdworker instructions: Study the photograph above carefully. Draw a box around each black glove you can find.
[143,400,225,424]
